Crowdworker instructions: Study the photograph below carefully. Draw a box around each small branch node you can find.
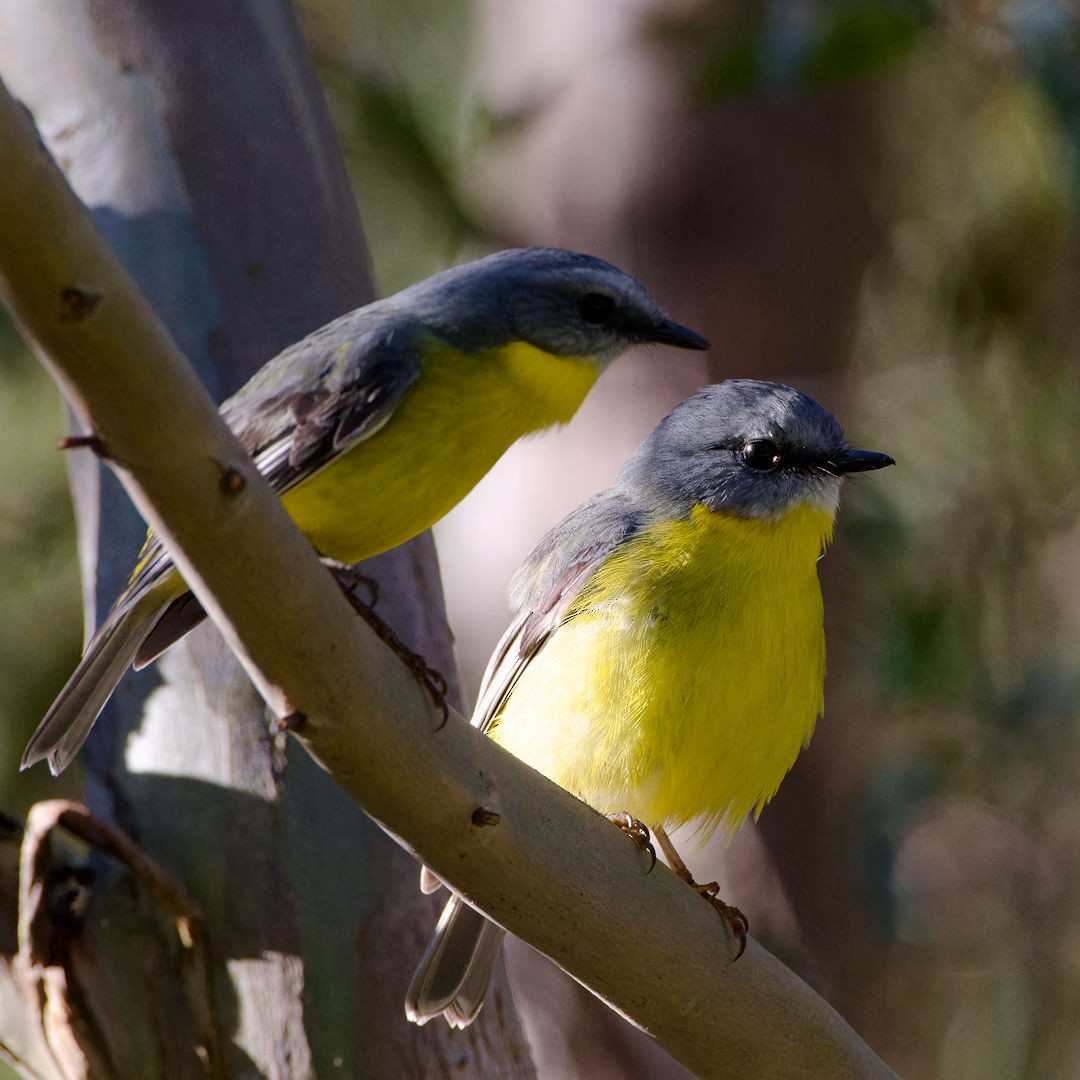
[271,710,307,734]
[57,284,103,322]
[212,459,247,495]
[58,433,108,457]
[471,807,501,828]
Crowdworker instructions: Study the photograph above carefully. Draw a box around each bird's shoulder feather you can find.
[472,489,642,732]
[225,312,423,495]
[125,309,423,639]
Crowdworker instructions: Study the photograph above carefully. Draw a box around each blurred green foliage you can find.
[297,0,481,291]
[842,21,1080,1070]
[804,2,926,85]
[671,0,930,101]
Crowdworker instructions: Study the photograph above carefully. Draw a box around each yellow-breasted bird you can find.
[405,379,893,1027]
[23,247,707,775]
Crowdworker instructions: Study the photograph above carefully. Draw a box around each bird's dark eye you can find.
[579,292,617,325]
[741,439,781,471]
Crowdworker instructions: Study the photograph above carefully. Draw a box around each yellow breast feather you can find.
[281,339,599,562]
[491,501,834,837]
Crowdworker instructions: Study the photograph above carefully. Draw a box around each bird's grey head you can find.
[397,248,708,366]
[620,380,894,520]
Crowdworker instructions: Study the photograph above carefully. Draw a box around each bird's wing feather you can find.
[127,313,422,664]
[472,490,641,733]
[225,314,422,497]
[22,586,171,773]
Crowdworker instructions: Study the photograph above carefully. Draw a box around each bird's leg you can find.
[324,558,379,608]
[607,812,656,872]
[333,570,449,724]
[652,823,749,960]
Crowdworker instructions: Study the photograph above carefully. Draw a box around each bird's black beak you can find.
[827,448,895,475]
[642,315,710,351]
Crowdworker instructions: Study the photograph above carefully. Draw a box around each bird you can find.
[23,247,707,775]
[405,379,893,1028]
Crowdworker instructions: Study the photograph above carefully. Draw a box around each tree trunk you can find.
[0,3,531,1077]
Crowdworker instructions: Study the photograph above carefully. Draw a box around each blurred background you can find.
[4,1,1080,1076]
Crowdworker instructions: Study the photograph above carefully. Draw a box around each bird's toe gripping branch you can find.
[653,823,749,960]
[608,811,657,872]
[333,568,449,725]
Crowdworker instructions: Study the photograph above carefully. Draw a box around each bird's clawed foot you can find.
[693,882,749,959]
[653,824,748,960]
[326,560,380,608]
[334,571,449,724]
[607,811,656,872]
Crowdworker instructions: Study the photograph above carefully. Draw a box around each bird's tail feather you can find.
[22,592,167,775]
[405,895,507,1029]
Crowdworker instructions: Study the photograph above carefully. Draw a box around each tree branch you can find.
[0,77,896,1079]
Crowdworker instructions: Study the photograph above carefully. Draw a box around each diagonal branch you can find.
[0,77,896,1079]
